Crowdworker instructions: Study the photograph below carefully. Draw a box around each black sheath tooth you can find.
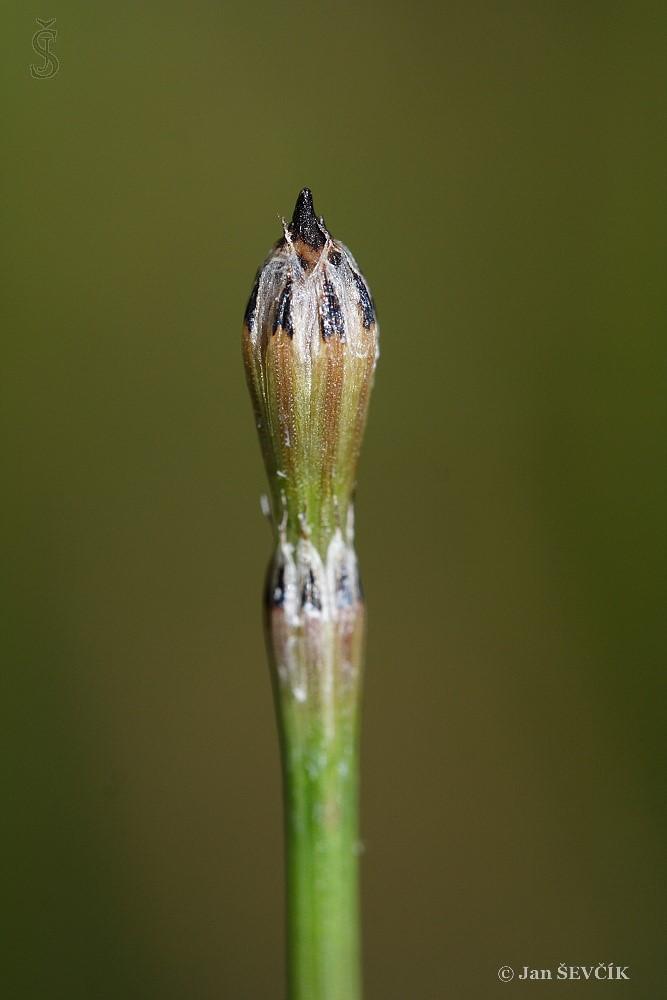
[244,273,260,330]
[301,569,322,611]
[351,270,375,328]
[273,564,286,607]
[273,280,293,336]
[320,279,345,341]
[335,568,355,608]
[264,562,285,609]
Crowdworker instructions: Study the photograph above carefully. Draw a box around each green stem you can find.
[282,707,360,1000]
[267,584,364,1000]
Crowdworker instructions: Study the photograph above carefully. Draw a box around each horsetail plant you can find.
[242,188,378,1000]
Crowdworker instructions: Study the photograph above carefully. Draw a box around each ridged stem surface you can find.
[267,578,363,1000]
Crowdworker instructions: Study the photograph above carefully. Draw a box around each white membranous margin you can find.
[272,508,360,734]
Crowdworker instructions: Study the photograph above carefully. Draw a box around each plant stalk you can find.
[243,187,377,1000]
[266,576,364,1000]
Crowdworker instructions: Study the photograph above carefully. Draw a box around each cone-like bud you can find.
[242,188,379,561]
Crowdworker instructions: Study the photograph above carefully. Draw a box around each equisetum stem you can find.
[243,188,378,1000]
[281,691,360,1000]
[266,555,364,1000]
[284,757,360,1000]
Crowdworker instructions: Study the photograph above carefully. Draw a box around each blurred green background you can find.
[3,2,665,997]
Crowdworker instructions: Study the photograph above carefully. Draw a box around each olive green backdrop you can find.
[3,2,665,997]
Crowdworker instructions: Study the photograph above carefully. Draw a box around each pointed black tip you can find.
[289,188,326,248]
[293,187,314,221]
